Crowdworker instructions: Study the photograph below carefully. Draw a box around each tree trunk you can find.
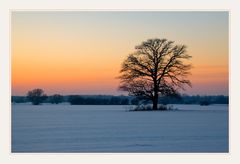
[152,93,158,110]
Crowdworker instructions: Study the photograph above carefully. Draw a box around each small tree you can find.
[27,88,47,105]
[119,38,192,110]
[49,94,64,104]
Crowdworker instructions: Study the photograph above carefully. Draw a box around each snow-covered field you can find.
[12,104,228,152]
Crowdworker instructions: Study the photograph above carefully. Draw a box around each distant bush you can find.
[26,88,47,105]
[130,105,177,111]
[49,94,64,104]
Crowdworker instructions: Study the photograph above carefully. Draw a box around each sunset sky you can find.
[12,11,228,96]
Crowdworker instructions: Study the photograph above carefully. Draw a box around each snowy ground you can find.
[12,104,228,153]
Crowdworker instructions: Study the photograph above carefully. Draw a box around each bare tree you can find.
[50,94,64,104]
[27,88,47,105]
[119,38,192,110]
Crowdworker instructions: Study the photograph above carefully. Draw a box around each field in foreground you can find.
[12,104,228,152]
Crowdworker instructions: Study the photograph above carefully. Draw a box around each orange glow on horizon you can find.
[12,11,228,95]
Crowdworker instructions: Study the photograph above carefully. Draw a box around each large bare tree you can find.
[119,38,192,110]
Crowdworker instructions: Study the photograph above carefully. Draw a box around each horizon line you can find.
[12,94,229,97]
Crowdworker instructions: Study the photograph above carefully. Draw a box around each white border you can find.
[1,0,240,164]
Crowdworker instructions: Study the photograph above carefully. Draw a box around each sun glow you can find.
[12,11,228,95]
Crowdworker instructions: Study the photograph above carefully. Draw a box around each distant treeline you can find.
[11,95,130,105]
[12,94,228,105]
[68,95,130,105]
[159,95,229,105]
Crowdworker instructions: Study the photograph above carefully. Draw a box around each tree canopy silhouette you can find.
[119,38,192,110]
[49,94,64,104]
[27,88,47,105]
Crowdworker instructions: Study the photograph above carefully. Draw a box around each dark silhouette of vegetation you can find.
[26,88,47,105]
[11,96,28,103]
[159,94,182,105]
[159,95,228,105]
[12,94,228,105]
[120,98,129,105]
[119,38,192,110]
[130,97,140,105]
[130,105,176,111]
[68,95,108,105]
[49,94,64,104]
[68,95,130,105]
[199,100,210,106]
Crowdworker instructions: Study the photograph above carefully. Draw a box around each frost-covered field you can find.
[12,104,228,153]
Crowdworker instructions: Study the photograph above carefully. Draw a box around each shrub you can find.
[49,94,64,104]
[130,105,176,111]
[27,88,47,105]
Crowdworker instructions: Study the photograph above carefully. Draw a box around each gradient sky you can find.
[12,11,228,96]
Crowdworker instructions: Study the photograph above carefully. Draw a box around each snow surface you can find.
[12,104,228,152]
